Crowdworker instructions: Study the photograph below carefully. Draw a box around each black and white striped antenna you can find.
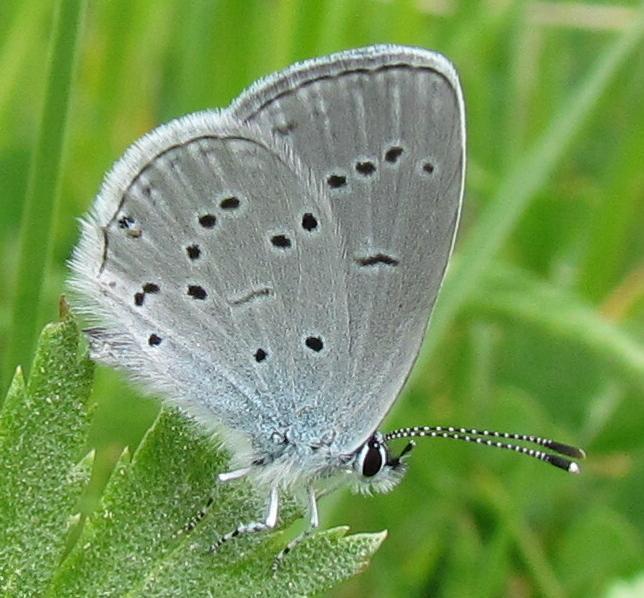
[384,425,586,473]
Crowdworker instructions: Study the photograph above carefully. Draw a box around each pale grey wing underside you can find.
[70,45,465,460]
[69,114,351,455]
[232,45,465,450]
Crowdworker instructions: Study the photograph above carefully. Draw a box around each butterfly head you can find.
[349,432,415,495]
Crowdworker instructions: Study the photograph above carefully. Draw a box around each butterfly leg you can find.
[217,466,251,482]
[209,485,279,552]
[182,467,252,535]
[182,496,214,534]
[272,485,319,570]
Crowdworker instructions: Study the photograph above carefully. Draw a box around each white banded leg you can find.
[209,485,280,553]
[272,485,319,569]
[182,496,214,534]
[182,467,252,535]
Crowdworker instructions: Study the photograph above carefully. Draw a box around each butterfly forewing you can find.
[232,46,465,450]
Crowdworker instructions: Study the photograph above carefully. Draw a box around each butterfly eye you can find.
[359,437,387,478]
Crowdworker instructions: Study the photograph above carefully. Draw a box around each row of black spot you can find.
[198,196,241,227]
[118,195,240,237]
[146,332,325,359]
[185,212,319,261]
[115,209,319,260]
[133,282,160,306]
[134,281,326,357]
[133,282,205,307]
[253,335,324,363]
[117,186,321,263]
[195,210,318,233]
[326,145,434,189]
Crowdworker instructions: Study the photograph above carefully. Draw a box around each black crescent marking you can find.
[230,287,273,306]
[355,254,399,267]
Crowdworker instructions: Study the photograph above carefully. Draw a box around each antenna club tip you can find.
[547,440,587,459]
[568,462,581,474]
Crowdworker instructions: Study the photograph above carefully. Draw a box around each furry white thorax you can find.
[213,418,407,495]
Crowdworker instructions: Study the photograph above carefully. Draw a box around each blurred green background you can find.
[1,0,643,596]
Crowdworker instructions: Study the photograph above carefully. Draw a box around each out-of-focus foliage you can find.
[1,1,642,596]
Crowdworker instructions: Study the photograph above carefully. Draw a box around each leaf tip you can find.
[59,295,72,320]
[8,365,26,391]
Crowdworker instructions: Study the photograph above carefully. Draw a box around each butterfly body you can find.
[70,45,480,546]
[70,45,585,553]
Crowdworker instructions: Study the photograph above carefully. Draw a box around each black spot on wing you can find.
[270,234,292,249]
[220,196,240,210]
[187,285,207,300]
[305,336,324,352]
[327,174,347,188]
[198,214,216,228]
[355,160,376,176]
[384,146,403,163]
[301,213,318,231]
[186,244,201,260]
[148,334,162,346]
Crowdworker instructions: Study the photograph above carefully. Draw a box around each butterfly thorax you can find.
[238,426,408,496]
[244,430,352,492]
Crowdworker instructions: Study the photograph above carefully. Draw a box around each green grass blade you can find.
[575,107,644,302]
[471,264,644,395]
[0,1,50,133]
[478,476,566,598]
[3,0,86,388]
[412,6,644,382]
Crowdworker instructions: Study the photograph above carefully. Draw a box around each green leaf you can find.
[0,312,383,596]
[52,406,384,597]
[50,407,280,595]
[0,310,94,596]
[134,526,386,597]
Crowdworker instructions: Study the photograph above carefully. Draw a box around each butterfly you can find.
[69,45,584,555]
